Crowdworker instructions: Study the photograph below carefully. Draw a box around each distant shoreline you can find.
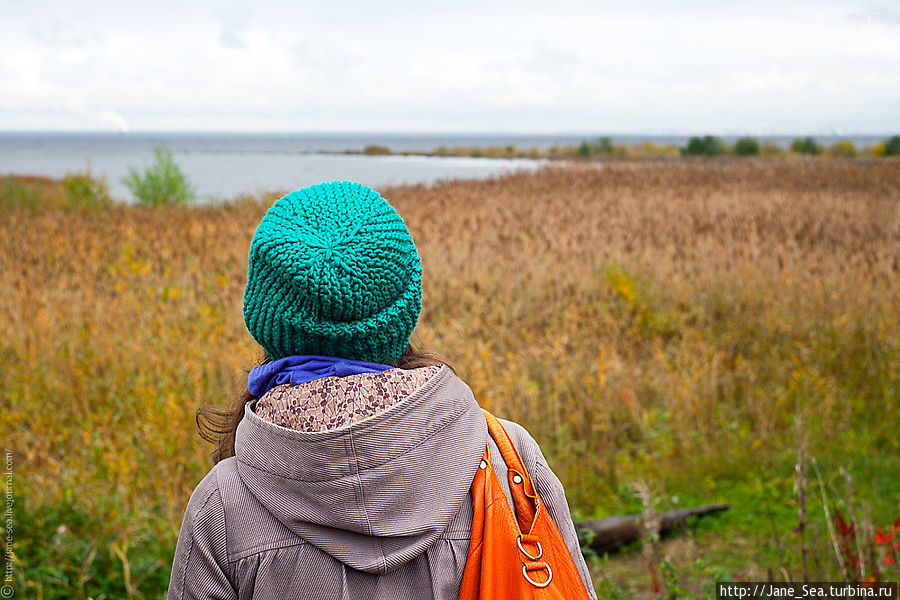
[331,135,900,160]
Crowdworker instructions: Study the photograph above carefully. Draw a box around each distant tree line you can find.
[675,135,900,158]
[570,135,900,159]
[347,136,900,161]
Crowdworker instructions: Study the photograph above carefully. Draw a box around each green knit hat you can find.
[242,181,422,363]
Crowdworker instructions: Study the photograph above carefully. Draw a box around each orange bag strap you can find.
[461,410,593,599]
[481,409,540,537]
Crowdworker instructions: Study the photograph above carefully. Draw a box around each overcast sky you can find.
[1,0,898,134]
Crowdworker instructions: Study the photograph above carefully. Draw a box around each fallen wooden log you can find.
[575,503,730,554]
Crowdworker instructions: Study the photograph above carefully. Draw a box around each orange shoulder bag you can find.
[459,409,592,599]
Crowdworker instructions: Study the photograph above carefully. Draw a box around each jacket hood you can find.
[234,365,488,574]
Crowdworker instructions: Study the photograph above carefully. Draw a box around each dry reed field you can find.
[3,160,899,597]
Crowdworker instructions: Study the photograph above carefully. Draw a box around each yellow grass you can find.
[3,159,899,595]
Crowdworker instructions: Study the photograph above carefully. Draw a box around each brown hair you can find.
[196,342,453,464]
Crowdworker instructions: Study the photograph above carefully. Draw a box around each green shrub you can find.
[63,171,111,208]
[593,137,616,156]
[733,137,760,156]
[0,176,50,213]
[363,145,390,155]
[790,137,822,155]
[1,174,112,213]
[681,135,726,156]
[827,140,857,158]
[574,137,624,158]
[884,135,900,156]
[122,145,194,205]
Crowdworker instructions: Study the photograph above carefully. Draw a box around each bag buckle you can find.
[522,561,553,588]
[516,534,543,560]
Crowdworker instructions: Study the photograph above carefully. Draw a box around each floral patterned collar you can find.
[253,365,442,433]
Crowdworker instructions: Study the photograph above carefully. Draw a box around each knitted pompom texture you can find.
[243,181,422,363]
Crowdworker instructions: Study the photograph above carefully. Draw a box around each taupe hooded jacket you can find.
[167,366,597,599]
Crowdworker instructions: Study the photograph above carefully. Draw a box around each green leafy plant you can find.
[122,145,194,205]
[681,136,726,157]
[577,137,623,158]
[733,137,760,156]
[1,173,111,213]
[884,136,900,157]
[63,170,111,208]
[593,137,617,156]
[790,137,822,155]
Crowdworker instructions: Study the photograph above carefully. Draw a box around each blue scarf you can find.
[248,354,393,397]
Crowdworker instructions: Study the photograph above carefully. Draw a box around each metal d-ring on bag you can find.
[458,409,591,599]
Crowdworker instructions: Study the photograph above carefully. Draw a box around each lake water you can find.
[0,132,887,202]
[0,133,553,202]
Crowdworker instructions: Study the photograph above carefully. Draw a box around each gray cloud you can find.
[0,0,897,133]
